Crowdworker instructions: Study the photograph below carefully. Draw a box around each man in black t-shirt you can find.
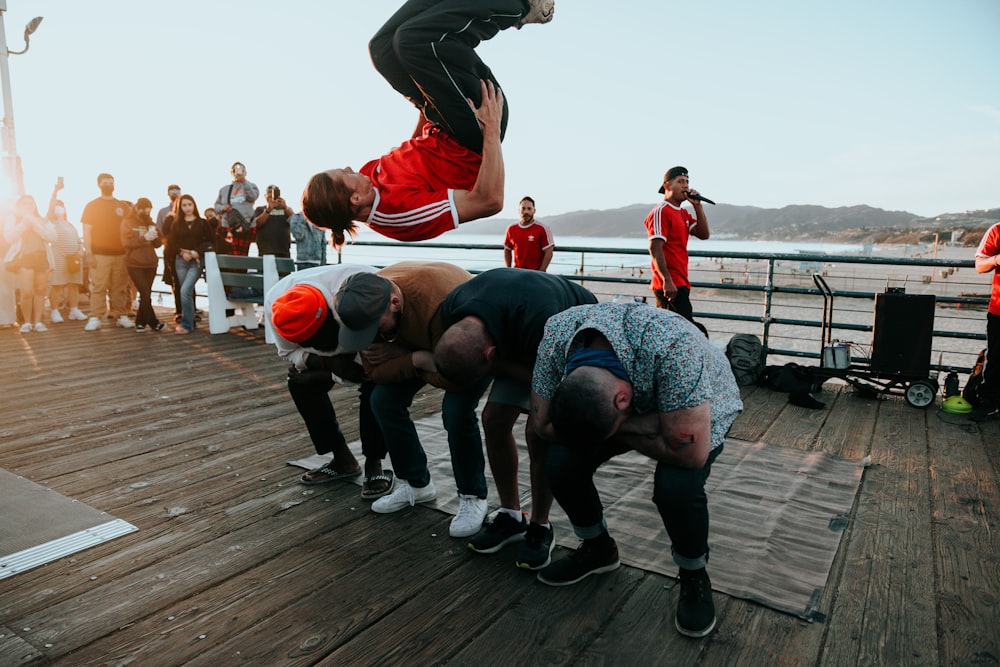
[433,268,596,570]
[253,185,293,258]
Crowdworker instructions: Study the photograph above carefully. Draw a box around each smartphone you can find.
[57,176,64,187]
[271,187,281,199]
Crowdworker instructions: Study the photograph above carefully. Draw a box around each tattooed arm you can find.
[611,401,712,469]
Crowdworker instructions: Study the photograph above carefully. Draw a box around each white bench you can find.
[204,252,296,342]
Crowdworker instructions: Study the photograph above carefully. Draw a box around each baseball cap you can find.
[271,284,328,343]
[335,273,392,352]
[658,166,689,194]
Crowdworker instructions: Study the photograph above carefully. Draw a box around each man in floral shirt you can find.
[528,301,742,638]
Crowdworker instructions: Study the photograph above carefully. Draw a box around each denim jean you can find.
[545,441,725,571]
[288,378,386,461]
[174,256,201,331]
[370,375,490,497]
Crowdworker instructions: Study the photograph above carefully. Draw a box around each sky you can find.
[2,0,998,228]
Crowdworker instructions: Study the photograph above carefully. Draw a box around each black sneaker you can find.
[969,401,1000,422]
[537,535,619,586]
[468,511,526,554]
[153,322,166,332]
[515,522,555,570]
[134,325,146,332]
[675,568,716,638]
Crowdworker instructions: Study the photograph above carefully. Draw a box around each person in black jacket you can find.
[162,194,214,334]
[120,197,164,331]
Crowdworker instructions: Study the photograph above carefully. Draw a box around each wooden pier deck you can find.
[1,315,997,666]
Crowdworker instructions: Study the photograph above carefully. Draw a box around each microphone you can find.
[683,191,716,205]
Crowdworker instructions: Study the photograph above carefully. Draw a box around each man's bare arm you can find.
[612,401,713,468]
[453,80,505,223]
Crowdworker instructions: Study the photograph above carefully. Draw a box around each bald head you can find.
[434,317,494,387]
[550,366,624,445]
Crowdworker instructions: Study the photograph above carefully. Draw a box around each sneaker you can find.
[50,309,63,323]
[449,494,488,538]
[969,401,1000,422]
[19,323,32,333]
[468,511,527,554]
[518,0,554,27]
[135,325,146,332]
[675,568,716,638]
[84,317,102,331]
[371,480,437,514]
[33,322,48,332]
[67,308,88,321]
[516,522,555,570]
[153,322,166,332]
[116,315,135,329]
[537,535,620,586]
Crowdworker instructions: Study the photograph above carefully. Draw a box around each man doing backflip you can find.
[301,0,554,248]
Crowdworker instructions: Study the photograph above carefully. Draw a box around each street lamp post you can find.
[0,0,43,196]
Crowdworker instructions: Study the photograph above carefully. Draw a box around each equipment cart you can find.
[811,274,939,408]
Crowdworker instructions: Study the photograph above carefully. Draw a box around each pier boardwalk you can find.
[0,315,996,666]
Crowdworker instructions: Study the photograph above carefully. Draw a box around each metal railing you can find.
[336,240,986,375]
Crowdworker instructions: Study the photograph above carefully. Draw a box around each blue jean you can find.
[174,256,201,331]
[545,441,724,571]
[370,376,490,497]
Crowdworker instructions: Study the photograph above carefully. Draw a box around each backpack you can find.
[963,348,987,407]
[726,333,764,386]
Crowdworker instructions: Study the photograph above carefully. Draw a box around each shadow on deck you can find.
[0,316,997,666]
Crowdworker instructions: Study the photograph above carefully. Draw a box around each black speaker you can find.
[870,293,935,378]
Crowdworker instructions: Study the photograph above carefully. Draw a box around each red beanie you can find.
[271,284,327,343]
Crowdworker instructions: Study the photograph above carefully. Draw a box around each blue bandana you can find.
[565,347,631,383]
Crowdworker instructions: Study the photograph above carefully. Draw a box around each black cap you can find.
[658,166,689,194]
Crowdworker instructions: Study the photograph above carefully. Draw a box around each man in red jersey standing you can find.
[504,196,555,271]
[972,225,1000,421]
[301,0,554,249]
[643,166,710,324]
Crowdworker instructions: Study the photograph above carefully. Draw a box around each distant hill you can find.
[453,203,1000,245]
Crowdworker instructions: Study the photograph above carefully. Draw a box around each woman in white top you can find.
[46,181,86,323]
[4,195,56,332]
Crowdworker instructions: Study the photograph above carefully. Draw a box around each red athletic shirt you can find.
[976,222,1000,316]
[504,221,555,270]
[360,124,482,243]
[643,201,698,291]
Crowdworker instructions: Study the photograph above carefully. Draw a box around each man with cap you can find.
[431,268,596,570]
[644,166,711,323]
[334,261,492,539]
[214,162,259,257]
[265,263,395,499]
[253,185,294,258]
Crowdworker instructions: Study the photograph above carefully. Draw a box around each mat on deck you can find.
[0,469,138,580]
[288,413,864,620]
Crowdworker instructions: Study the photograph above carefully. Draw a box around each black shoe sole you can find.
[675,615,717,638]
[536,559,620,586]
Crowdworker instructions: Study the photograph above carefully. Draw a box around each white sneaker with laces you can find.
[84,317,102,331]
[116,315,135,329]
[518,0,554,27]
[68,308,88,321]
[371,480,437,514]
[33,322,48,332]
[19,323,32,333]
[450,494,488,538]
[50,309,64,323]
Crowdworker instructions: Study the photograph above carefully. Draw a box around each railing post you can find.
[761,258,776,366]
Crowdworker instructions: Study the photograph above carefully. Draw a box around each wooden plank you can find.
[926,408,1000,665]
[0,626,43,665]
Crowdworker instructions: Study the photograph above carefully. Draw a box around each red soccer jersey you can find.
[360,124,482,243]
[976,222,1000,316]
[504,221,555,270]
[643,201,698,291]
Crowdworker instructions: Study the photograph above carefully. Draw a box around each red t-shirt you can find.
[643,201,698,290]
[360,124,482,243]
[976,222,1000,316]
[504,221,555,270]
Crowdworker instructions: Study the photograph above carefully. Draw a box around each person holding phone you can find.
[254,185,293,258]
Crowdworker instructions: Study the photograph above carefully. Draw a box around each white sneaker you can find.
[450,494,488,537]
[50,309,64,323]
[84,317,102,331]
[19,323,32,333]
[518,0,554,27]
[116,315,135,329]
[33,322,48,332]
[371,480,437,514]
[68,308,88,321]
